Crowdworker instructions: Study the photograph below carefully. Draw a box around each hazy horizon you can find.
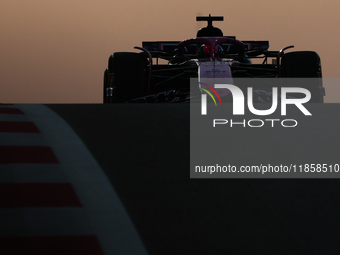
[1,0,340,103]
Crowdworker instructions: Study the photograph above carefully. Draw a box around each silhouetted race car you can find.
[103,15,325,103]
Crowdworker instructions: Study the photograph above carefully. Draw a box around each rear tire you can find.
[108,52,147,103]
[281,51,324,102]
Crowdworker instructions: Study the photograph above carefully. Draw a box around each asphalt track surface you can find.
[47,104,340,254]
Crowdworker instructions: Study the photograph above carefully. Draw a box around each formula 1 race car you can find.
[103,15,325,103]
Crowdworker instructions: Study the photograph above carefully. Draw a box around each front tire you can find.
[103,68,109,103]
[281,51,324,103]
[108,52,147,103]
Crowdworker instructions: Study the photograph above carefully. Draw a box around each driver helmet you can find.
[199,44,223,56]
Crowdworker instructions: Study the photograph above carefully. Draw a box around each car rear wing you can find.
[142,40,269,56]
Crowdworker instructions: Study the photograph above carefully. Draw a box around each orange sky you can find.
[1,0,340,103]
